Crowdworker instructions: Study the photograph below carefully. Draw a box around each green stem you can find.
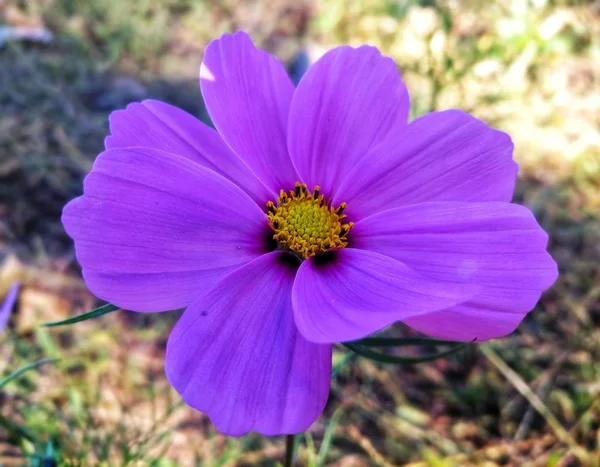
[284,434,295,467]
[352,337,459,347]
[343,341,467,365]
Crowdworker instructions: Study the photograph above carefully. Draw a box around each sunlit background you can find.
[1,0,599,465]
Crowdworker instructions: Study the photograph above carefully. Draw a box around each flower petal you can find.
[352,202,558,341]
[62,147,269,312]
[402,307,528,342]
[105,99,273,205]
[288,46,410,197]
[166,252,332,436]
[0,282,19,333]
[292,248,477,344]
[333,110,518,220]
[200,31,298,193]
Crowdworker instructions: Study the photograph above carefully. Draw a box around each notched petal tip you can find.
[288,41,410,197]
[61,195,86,239]
[200,27,297,193]
[350,201,558,342]
[542,252,559,290]
[203,30,254,56]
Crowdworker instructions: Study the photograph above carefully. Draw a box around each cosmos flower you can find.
[0,282,20,333]
[62,31,557,436]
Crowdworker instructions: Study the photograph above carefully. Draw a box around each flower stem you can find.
[284,434,295,467]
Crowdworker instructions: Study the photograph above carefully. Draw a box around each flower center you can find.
[267,182,354,259]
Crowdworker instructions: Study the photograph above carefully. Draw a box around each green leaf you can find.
[42,303,119,327]
[351,337,460,347]
[342,341,468,365]
[0,358,59,389]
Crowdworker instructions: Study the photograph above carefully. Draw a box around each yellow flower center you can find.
[267,182,354,259]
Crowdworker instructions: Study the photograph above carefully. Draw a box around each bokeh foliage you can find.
[1,0,599,465]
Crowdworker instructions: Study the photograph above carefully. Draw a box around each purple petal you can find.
[334,110,518,220]
[352,202,558,341]
[200,31,298,193]
[62,147,268,312]
[105,100,273,205]
[0,282,19,332]
[288,45,410,197]
[292,248,478,344]
[403,307,529,342]
[166,252,332,436]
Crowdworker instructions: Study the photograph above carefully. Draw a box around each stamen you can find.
[266,182,354,259]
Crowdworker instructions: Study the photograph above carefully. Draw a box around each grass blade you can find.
[43,303,119,327]
[317,406,345,466]
[331,351,357,379]
[343,341,468,365]
[351,337,460,347]
[0,358,59,389]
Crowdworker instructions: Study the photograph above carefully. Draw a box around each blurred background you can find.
[1,0,599,465]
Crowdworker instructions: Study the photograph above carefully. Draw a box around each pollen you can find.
[267,182,354,259]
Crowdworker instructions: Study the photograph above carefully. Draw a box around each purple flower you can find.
[62,31,557,436]
[0,282,20,333]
